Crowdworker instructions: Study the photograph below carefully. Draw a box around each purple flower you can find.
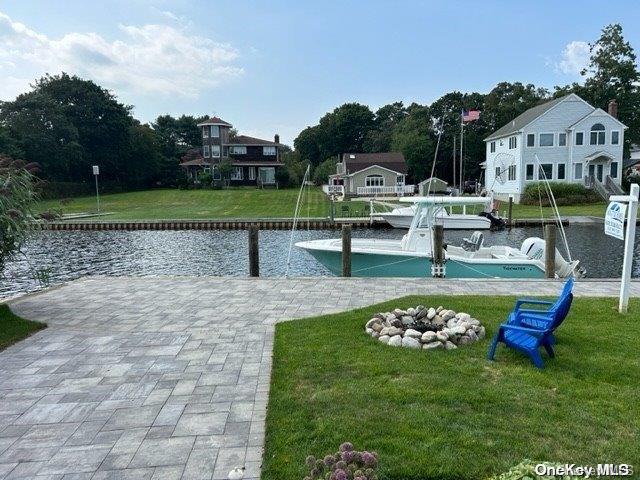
[323,455,336,467]
[362,452,377,467]
[341,450,355,463]
[335,460,347,471]
[305,455,317,468]
[334,469,348,480]
[339,442,354,452]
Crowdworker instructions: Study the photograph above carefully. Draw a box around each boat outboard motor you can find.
[520,237,586,278]
[462,231,485,252]
[478,211,506,230]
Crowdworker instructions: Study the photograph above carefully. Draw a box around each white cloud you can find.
[556,40,591,76]
[0,10,243,100]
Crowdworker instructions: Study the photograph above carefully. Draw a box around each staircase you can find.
[586,175,624,200]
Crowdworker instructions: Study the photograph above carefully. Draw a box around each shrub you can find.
[489,459,581,480]
[303,442,379,480]
[313,158,337,185]
[521,182,600,206]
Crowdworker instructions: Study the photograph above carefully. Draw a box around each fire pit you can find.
[365,305,486,350]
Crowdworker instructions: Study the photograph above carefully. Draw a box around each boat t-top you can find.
[296,196,584,279]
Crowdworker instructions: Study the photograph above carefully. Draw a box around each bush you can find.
[521,182,600,206]
[304,442,379,480]
[313,157,337,185]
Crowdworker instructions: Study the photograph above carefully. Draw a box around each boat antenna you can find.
[285,163,311,277]
[534,154,572,262]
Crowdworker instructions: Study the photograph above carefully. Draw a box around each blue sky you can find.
[1,1,640,145]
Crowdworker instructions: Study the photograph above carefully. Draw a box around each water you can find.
[2,225,638,297]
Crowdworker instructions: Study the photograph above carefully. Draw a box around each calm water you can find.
[1,225,638,297]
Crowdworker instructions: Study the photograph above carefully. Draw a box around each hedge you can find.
[521,182,601,206]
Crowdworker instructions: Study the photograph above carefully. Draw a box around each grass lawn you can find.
[0,304,46,351]
[263,295,639,480]
[509,202,608,219]
[37,187,331,220]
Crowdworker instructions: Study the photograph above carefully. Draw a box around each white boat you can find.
[296,196,584,279]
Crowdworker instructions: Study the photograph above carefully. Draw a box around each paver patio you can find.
[1,276,639,479]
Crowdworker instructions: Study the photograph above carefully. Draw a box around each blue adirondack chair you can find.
[487,279,574,368]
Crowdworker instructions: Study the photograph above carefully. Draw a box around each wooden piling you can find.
[248,225,259,277]
[544,224,556,278]
[433,224,445,278]
[341,224,352,277]
[507,197,513,228]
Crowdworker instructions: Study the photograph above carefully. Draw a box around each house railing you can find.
[322,185,345,196]
[605,175,625,195]
[356,185,415,196]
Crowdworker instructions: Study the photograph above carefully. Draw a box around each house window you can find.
[575,132,584,146]
[495,167,501,179]
[539,133,554,147]
[365,174,384,187]
[258,167,275,184]
[229,146,247,155]
[526,134,535,147]
[212,165,221,180]
[230,166,243,180]
[590,123,605,145]
[508,165,516,181]
[211,145,220,157]
[211,125,220,138]
[203,145,210,158]
[203,127,209,138]
[558,133,567,147]
[573,163,583,180]
[611,130,620,145]
[525,164,534,180]
[249,167,256,180]
[508,136,517,149]
[540,163,553,179]
[490,141,496,153]
[610,162,618,178]
[557,164,566,180]
[396,175,404,185]
[263,146,276,156]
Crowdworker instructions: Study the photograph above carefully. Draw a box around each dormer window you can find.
[211,125,220,138]
[590,123,605,145]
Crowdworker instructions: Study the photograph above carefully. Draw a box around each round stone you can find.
[421,331,438,343]
[388,335,402,347]
[444,341,457,350]
[378,335,390,344]
[404,329,422,339]
[423,341,444,350]
[401,336,421,349]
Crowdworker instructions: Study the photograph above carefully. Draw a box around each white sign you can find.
[92,165,100,175]
[605,201,627,240]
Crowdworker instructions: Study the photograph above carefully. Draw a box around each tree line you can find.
[0,24,637,195]
[295,24,640,185]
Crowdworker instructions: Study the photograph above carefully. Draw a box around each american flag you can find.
[462,109,481,122]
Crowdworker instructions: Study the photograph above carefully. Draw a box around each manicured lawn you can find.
[263,295,639,480]
[0,304,46,351]
[509,202,608,219]
[37,187,331,220]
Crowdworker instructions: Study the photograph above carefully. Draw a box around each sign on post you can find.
[92,165,100,213]
[605,201,627,240]
[608,183,639,313]
[92,165,100,176]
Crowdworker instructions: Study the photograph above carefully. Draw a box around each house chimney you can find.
[274,134,280,144]
[608,99,618,118]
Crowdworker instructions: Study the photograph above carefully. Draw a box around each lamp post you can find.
[92,165,100,213]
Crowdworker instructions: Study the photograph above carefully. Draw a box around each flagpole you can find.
[459,110,464,192]
[452,135,456,190]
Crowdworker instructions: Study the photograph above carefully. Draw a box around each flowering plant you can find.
[303,442,378,480]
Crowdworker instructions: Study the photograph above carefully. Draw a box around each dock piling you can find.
[248,225,260,277]
[433,224,445,278]
[507,197,513,228]
[544,224,556,278]
[341,224,352,277]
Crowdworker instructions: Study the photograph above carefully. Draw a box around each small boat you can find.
[376,200,505,230]
[296,196,584,279]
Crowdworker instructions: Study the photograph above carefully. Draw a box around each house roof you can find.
[180,158,207,167]
[623,158,640,169]
[228,135,279,146]
[484,95,569,141]
[197,116,233,127]
[342,152,407,175]
[568,107,628,129]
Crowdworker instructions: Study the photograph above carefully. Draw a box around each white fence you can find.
[356,185,415,196]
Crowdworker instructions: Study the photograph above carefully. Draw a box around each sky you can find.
[1,0,640,146]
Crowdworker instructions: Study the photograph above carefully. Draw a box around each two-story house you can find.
[484,94,627,203]
[180,116,282,186]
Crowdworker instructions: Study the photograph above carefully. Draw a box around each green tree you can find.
[312,157,338,185]
[0,155,37,271]
[391,106,435,182]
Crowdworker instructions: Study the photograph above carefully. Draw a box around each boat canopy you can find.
[400,196,492,207]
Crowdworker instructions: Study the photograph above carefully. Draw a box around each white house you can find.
[484,94,627,203]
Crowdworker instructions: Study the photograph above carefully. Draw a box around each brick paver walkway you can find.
[1,277,638,479]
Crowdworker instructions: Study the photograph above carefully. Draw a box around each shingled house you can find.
[324,152,413,197]
[180,116,282,186]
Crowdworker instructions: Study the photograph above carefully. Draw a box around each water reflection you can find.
[1,225,638,297]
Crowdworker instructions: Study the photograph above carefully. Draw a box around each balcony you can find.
[356,185,415,196]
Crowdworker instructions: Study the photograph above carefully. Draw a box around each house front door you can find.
[588,164,595,179]
[596,164,604,182]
